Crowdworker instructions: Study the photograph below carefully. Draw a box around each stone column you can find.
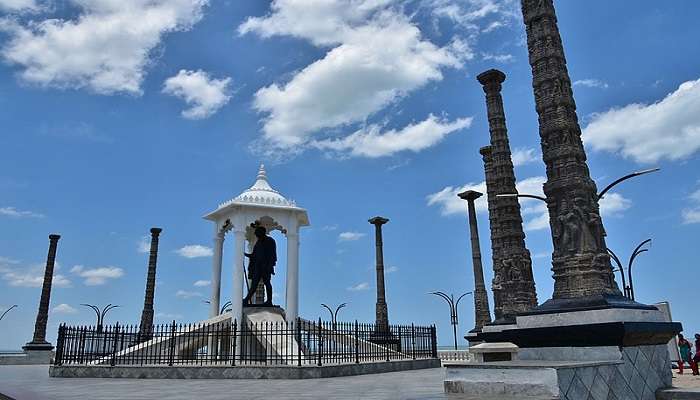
[369,216,390,333]
[23,234,60,351]
[458,190,492,331]
[521,0,621,304]
[231,228,246,327]
[209,231,224,318]
[285,231,300,322]
[477,69,538,321]
[139,228,161,337]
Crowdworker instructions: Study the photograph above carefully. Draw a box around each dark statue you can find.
[243,226,277,306]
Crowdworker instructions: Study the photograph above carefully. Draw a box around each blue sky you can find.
[1,0,700,350]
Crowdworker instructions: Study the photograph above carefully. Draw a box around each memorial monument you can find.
[369,216,390,333]
[138,227,161,339]
[23,234,60,353]
[477,69,538,322]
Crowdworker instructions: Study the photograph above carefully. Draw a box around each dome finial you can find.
[257,163,267,181]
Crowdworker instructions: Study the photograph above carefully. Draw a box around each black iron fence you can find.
[54,319,437,367]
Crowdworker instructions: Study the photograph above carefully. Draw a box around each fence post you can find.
[54,324,65,366]
[168,320,176,366]
[231,319,237,366]
[109,323,119,366]
[296,317,302,367]
[317,317,322,367]
[430,325,438,358]
[397,325,402,354]
[411,323,416,360]
[354,320,359,364]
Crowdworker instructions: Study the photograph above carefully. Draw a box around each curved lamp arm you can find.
[0,305,18,322]
[80,304,101,326]
[497,193,547,202]
[320,303,334,322]
[598,168,660,200]
[334,303,347,321]
[429,291,455,316]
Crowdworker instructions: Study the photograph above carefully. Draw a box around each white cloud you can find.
[163,69,231,119]
[385,266,399,273]
[322,225,338,231]
[599,192,632,217]
[427,176,549,231]
[155,312,183,321]
[70,265,124,286]
[0,258,71,288]
[573,79,609,89]
[52,303,77,314]
[428,0,518,30]
[347,282,370,291]
[176,244,213,258]
[0,0,39,12]
[338,232,366,242]
[482,53,514,63]
[583,78,700,164]
[0,206,44,218]
[138,235,150,254]
[0,0,208,95]
[240,0,467,151]
[511,147,539,167]
[312,115,472,158]
[176,289,202,299]
[193,280,210,287]
[683,187,700,224]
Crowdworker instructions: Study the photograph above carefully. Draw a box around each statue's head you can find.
[254,226,267,239]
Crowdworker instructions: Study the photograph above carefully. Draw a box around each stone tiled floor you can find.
[0,365,447,400]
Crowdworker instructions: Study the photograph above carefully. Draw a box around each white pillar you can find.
[231,228,246,329]
[209,231,224,318]
[285,231,300,322]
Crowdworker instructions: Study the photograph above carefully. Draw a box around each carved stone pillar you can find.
[521,0,621,304]
[23,234,60,351]
[458,190,492,331]
[369,216,390,333]
[139,228,161,337]
[477,69,538,321]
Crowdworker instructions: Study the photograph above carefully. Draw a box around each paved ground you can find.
[672,370,700,389]
[0,365,448,400]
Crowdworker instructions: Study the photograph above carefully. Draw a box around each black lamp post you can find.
[321,303,347,329]
[429,291,472,350]
[608,239,652,301]
[80,303,119,332]
[204,300,232,315]
[0,305,18,322]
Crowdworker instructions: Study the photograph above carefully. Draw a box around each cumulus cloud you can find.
[683,187,700,224]
[583,78,700,164]
[0,0,208,94]
[428,0,518,30]
[347,282,370,291]
[482,53,514,63]
[176,289,202,299]
[52,303,77,314]
[312,115,472,158]
[428,176,631,231]
[239,0,469,153]
[193,280,210,287]
[573,79,609,89]
[0,0,39,12]
[70,265,124,286]
[176,245,213,258]
[511,147,539,167]
[0,206,45,218]
[138,235,150,254]
[338,232,366,242]
[0,258,71,288]
[163,69,231,119]
[385,266,399,273]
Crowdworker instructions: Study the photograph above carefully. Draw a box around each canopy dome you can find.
[231,164,295,207]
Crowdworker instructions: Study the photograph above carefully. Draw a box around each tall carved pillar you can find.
[23,234,60,351]
[458,190,491,331]
[139,228,161,337]
[369,216,390,333]
[477,69,538,321]
[521,0,621,305]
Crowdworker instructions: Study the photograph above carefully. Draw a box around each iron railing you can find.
[54,319,437,367]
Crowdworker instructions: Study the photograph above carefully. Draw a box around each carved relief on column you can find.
[521,0,621,299]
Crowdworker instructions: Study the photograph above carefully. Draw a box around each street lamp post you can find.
[607,239,652,301]
[80,304,119,332]
[0,305,18,322]
[203,300,232,315]
[321,303,347,329]
[429,291,472,350]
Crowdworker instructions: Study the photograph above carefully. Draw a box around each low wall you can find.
[49,358,441,379]
[0,351,53,365]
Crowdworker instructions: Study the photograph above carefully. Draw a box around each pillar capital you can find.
[149,227,162,236]
[458,190,483,202]
[477,69,506,92]
[368,216,389,226]
[48,234,61,241]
